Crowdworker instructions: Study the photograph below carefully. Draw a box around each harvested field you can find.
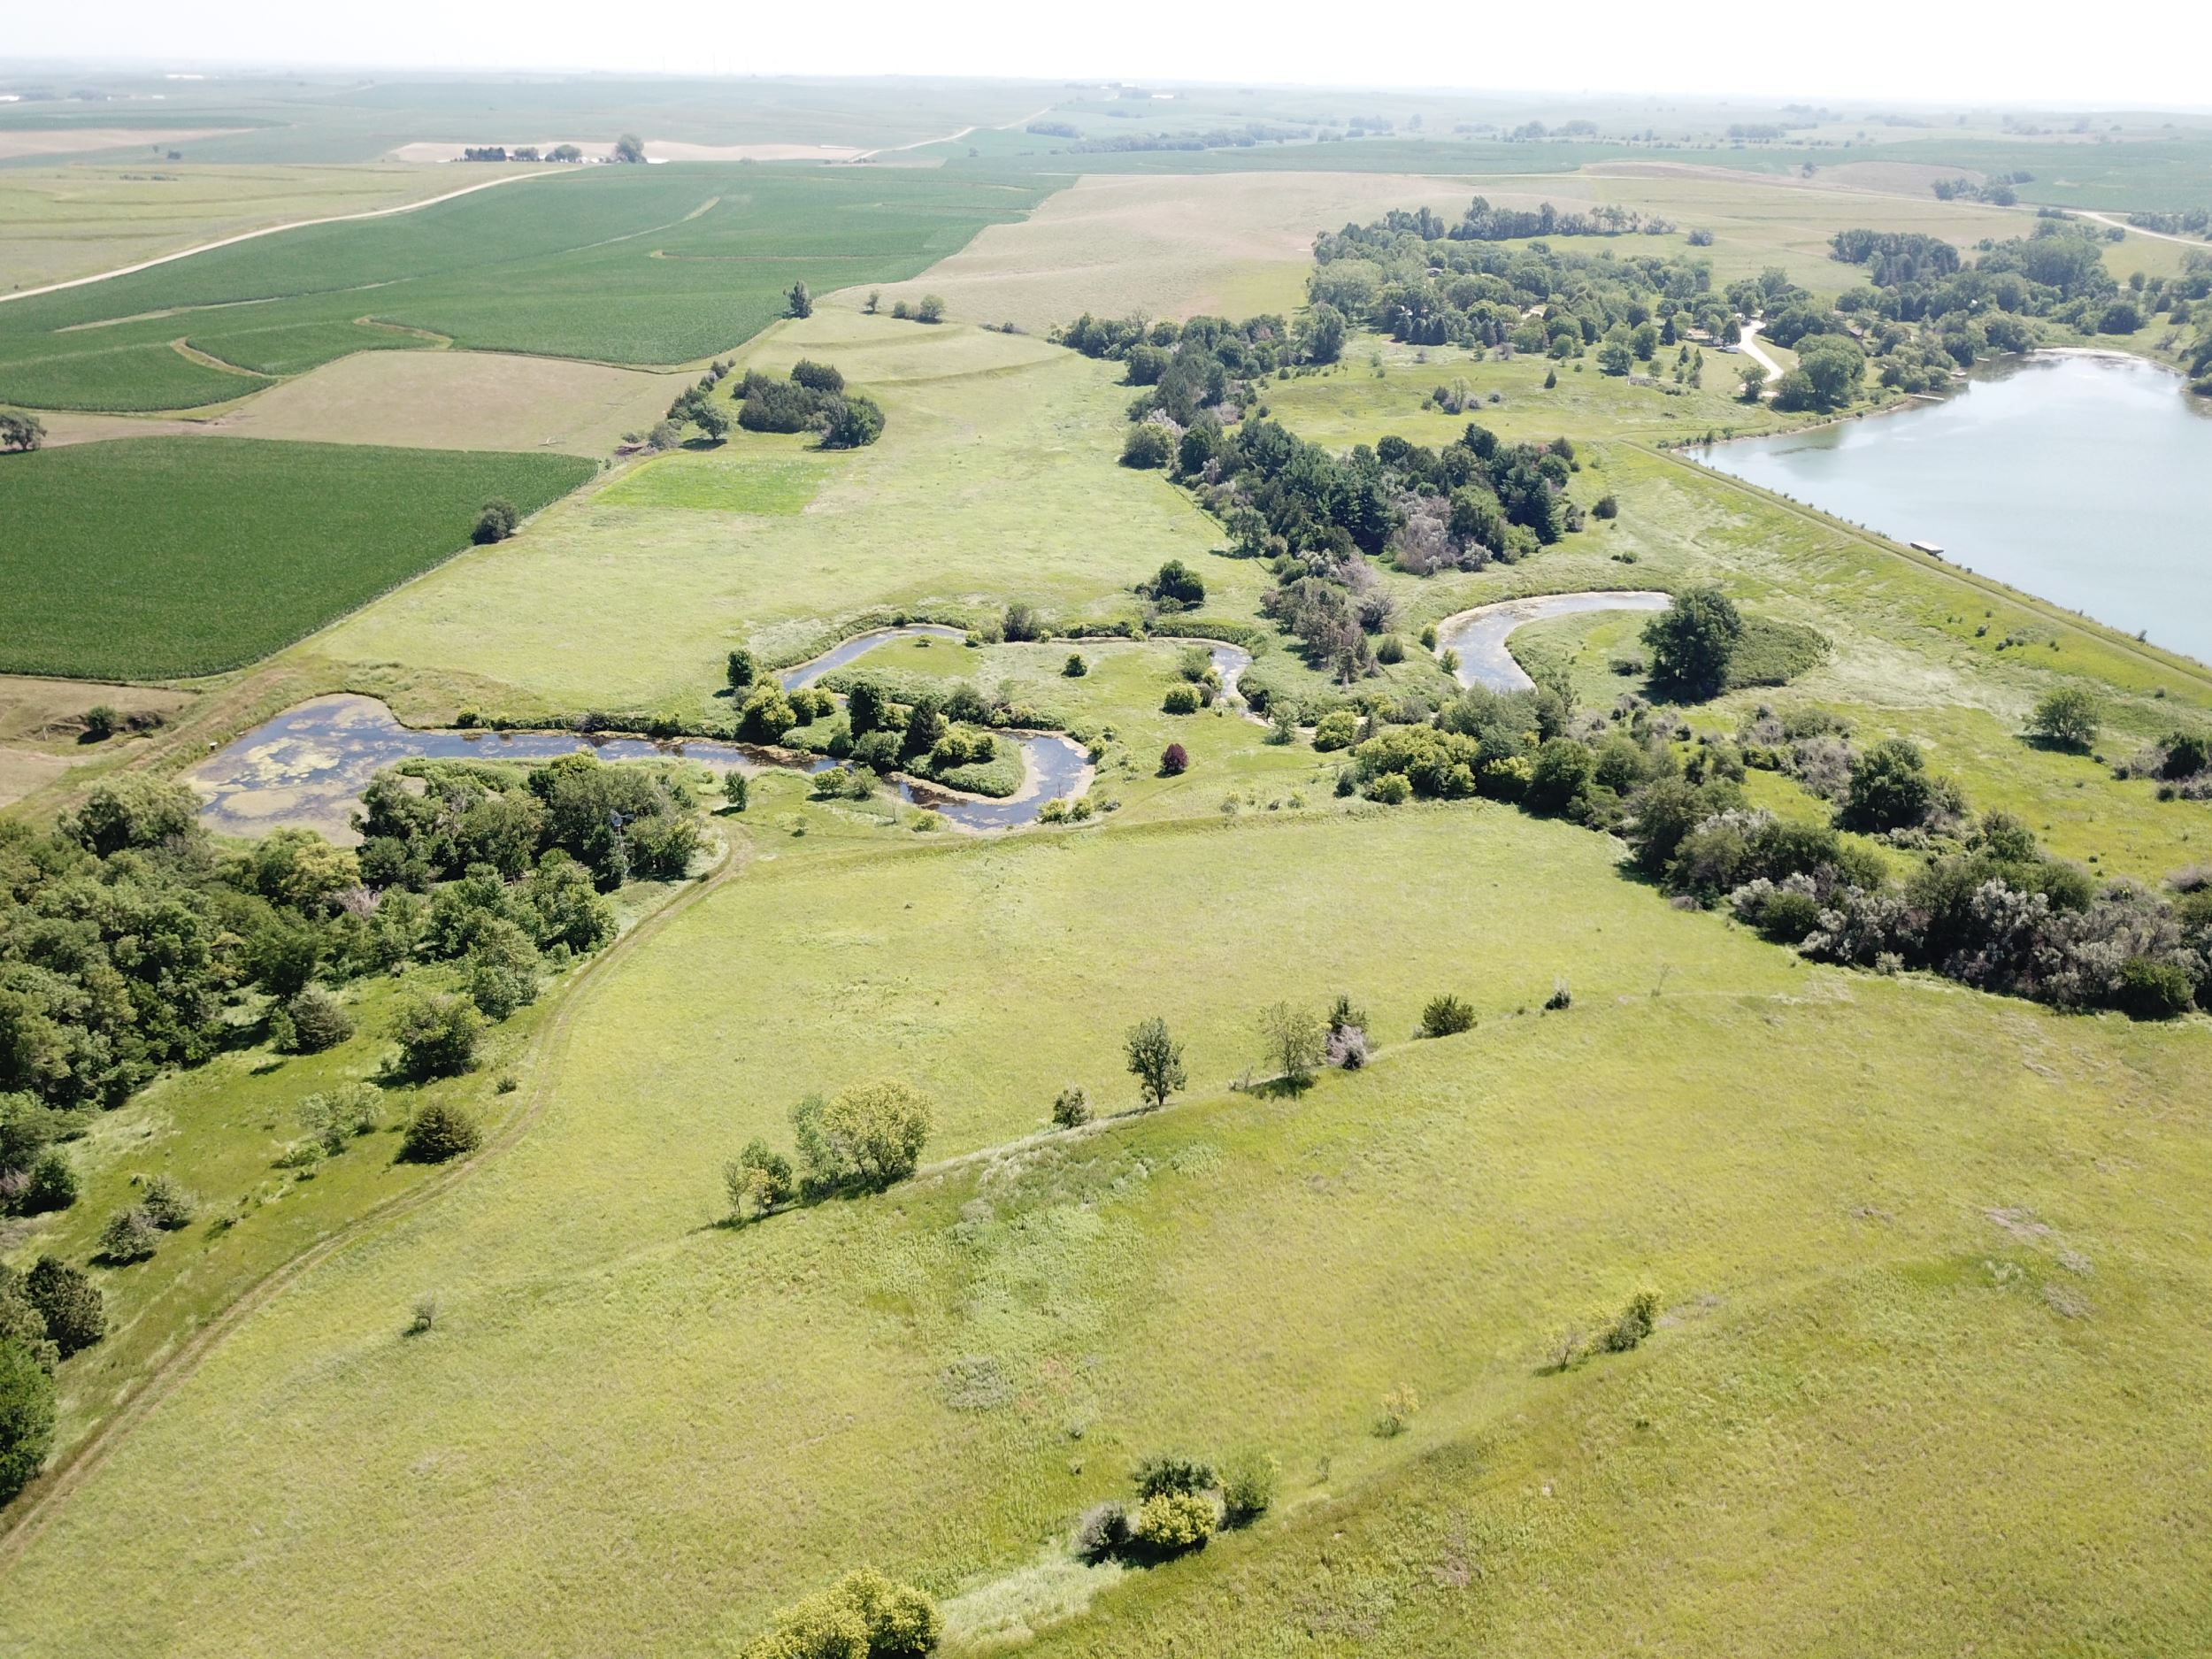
[889,172,1558,329]
[205,349,684,455]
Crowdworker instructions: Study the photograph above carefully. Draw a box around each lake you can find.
[1694,353,2212,665]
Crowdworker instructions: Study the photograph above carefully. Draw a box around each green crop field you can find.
[0,438,595,678]
[0,166,1048,410]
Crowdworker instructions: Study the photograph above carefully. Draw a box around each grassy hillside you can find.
[0,438,595,678]
[1,808,2203,1655]
[0,166,1048,410]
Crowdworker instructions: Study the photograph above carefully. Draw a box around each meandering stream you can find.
[1434,591,1672,691]
[187,689,1090,840]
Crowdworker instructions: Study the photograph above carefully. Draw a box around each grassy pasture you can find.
[0,438,595,679]
[316,313,1263,722]
[0,166,1048,410]
[2,806,2205,1655]
[595,441,842,512]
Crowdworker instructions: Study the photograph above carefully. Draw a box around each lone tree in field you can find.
[2028,686,2101,751]
[1642,586,1743,700]
[0,412,45,454]
[791,1080,934,1194]
[1256,1002,1325,1092]
[613,133,647,165]
[1125,1018,1187,1110]
[787,280,812,319]
[472,498,519,544]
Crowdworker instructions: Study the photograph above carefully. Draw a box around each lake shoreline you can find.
[1689,352,2212,665]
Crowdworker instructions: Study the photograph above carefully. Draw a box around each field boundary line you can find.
[0,169,566,307]
[0,829,746,1563]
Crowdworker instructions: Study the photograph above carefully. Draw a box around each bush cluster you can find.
[733,363,887,449]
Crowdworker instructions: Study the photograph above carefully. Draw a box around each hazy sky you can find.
[8,0,2210,109]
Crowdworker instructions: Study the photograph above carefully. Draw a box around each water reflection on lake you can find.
[1695,353,2212,664]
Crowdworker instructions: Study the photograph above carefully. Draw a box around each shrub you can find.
[821,396,886,449]
[1003,602,1042,642]
[1063,652,1088,678]
[1365,772,1411,805]
[391,992,486,1079]
[1525,738,1594,814]
[1051,1086,1093,1128]
[139,1174,196,1231]
[1603,1288,1662,1351]
[1133,1453,1217,1500]
[1326,1024,1369,1070]
[0,1335,56,1505]
[1838,738,1937,833]
[916,295,946,324]
[2162,730,2210,780]
[1419,994,1476,1038]
[468,962,533,1021]
[791,1079,934,1194]
[25,1256,104,1356]
[2116,956,2194,1020]
[1594,494,1620,519]
[1074,1500,1132,1560]
[1755,887,1824,943]
[281,986,354,1054]
[2027,686,2100,750]
[81,703,119,741]
[738,1568,941,1659]
[1161,685,1200,715]
[1544,977,1572,1011]
[1219,1450,1279,1525]
[99,1206,160,1263]
[400,1102,482,1164]
[407,1294,439,1335]
[1312,710,1358,751]
[298,1083,380,1155]
[726,648,759,689]
[725,1140,795,1218]
[723,771,750,812]
[1121,425,1174,469]
[789,359,845,395]
[471,498,520,544]
[17,1147,77,1213]
[1375,634,1406,664]
[1158,743,1190,776]
[1149,558,1206,606]
[1133,1491,1217,1554]
[1374,1385,1421,1436]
